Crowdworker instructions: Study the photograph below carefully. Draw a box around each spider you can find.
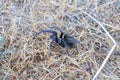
[34,26,80,56]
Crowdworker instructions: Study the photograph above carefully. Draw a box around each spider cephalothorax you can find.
[34,26,80,56]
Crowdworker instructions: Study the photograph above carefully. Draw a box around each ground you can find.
[0,0,120,80]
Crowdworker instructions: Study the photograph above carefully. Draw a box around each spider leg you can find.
[64,36,80,54]
[66,46,70,56]
[40,30,57,34]
[74,39,84,49]
[71,39,84,54]
[34,30,57,38]
[69,39,79,54]
[48,26,64,38]
[68,37,82,47]
[75,43,79,54]
[49,39,55,55]
[48,26,64,33]
[62,39,71,56]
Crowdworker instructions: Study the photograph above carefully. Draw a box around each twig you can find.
[79,9,116,80]
[102,22,120,30]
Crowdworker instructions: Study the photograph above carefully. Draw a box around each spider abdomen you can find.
[66,42,75,48]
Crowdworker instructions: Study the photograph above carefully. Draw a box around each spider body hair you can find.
[34,26,79,56]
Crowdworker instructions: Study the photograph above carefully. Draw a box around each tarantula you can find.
[34,26,80,56]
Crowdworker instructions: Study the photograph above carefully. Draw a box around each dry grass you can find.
[0,0,120,80]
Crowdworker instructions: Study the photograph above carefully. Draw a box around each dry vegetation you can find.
[0,0,120,80]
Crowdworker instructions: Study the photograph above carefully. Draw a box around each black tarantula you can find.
[34,26,80,56]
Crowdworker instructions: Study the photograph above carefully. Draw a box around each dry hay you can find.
[0,0,120,80]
